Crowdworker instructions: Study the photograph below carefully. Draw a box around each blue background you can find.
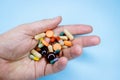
[0,0,120,80]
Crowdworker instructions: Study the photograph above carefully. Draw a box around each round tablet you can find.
[46,30,54,37]
[53,43,62,51]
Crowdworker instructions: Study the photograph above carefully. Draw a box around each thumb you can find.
[22,16,62,35]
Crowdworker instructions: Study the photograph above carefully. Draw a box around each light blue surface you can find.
[0,0,120,80]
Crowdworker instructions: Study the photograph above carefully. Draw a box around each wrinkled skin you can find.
[0,16,100,80]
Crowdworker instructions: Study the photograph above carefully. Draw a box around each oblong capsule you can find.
[64,29,74,40]
[34,33,46,40]
[48,45,53,52]
[29,54,39,61]
[64,41,72,47]
[54,49,60,55]
[38,43,44,48]
[60,36,68,40]
[50,58,59,64]
[62,45,68,49]
[58,39,64,46]
[31,49,42,58]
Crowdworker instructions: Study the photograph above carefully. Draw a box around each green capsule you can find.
[54,49,60,55]
[38,43,44,48]
[50,58,59,64]
[59,32,65,36]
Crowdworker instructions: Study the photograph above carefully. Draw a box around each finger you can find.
[22,16,62,35]
[73,36,100,47]
[54,24,93,35]
[62,36,100,60]
[62,45,82,60]
[45,57,68,75]
[34,58,47,78]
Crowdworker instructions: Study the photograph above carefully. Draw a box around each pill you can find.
[38,43,44,48]
[29,54,39,61]
[50,58,59,64]
[34,33,46,40]
[54,49,60,55]
[58,39,64,45]
[50,37,55,43]
[44,37,50,43]
[53,33,58,37]
[53,43,62,51]
[64,41,72,47]
[40,46,48,56]
[62,45,68,49]
[64,29,74,40]
[60,36,68,40]
[55,36,60,41]
[41,39,49,46]
[46,52,56,62]
[46,30,54,37]
[40,38,44,41]
[48,45,53,52]
[31,49,42,58]
[59,32,65,36]
[35,47,41,52]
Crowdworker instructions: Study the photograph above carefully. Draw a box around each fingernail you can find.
[52,16,61,19]
[90,37,100,45]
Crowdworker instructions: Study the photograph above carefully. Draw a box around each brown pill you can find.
[50,37,55,43]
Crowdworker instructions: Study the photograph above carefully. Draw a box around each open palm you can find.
[0,17,100,80]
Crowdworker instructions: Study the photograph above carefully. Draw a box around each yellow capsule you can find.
[33,57,39,61]
[31,49,42,58]
[64,29,74,40]
[34,33,46,40]
[29,54,39,61]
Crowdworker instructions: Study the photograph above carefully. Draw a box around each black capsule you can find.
[46,52,56,62]
[39,46,48,56]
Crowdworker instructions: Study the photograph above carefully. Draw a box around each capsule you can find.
[50,58,59,64]
[58,39,64,46]
[62,45,68,49]
[48,45,53,52]
[54,49,60,55]
[60,36,68,40]
[64,29,74,40]
[34,33,46,40]
[59,32,65,36]
[31,49,42,58]
[46,52,56,62]
[64,41,72,47]
[40,46,48,56]
[35,46,41,52]
[29,54,39,61]
[41,39,49,46]
[38,42,44,48]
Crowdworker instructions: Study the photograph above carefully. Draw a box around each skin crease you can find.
[0,16,100,80]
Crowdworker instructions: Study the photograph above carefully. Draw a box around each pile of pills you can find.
[29,29,74,64]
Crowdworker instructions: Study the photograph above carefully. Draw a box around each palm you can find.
[0,17,100,80]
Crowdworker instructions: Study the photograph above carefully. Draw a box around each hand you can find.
[0,16,100,80]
